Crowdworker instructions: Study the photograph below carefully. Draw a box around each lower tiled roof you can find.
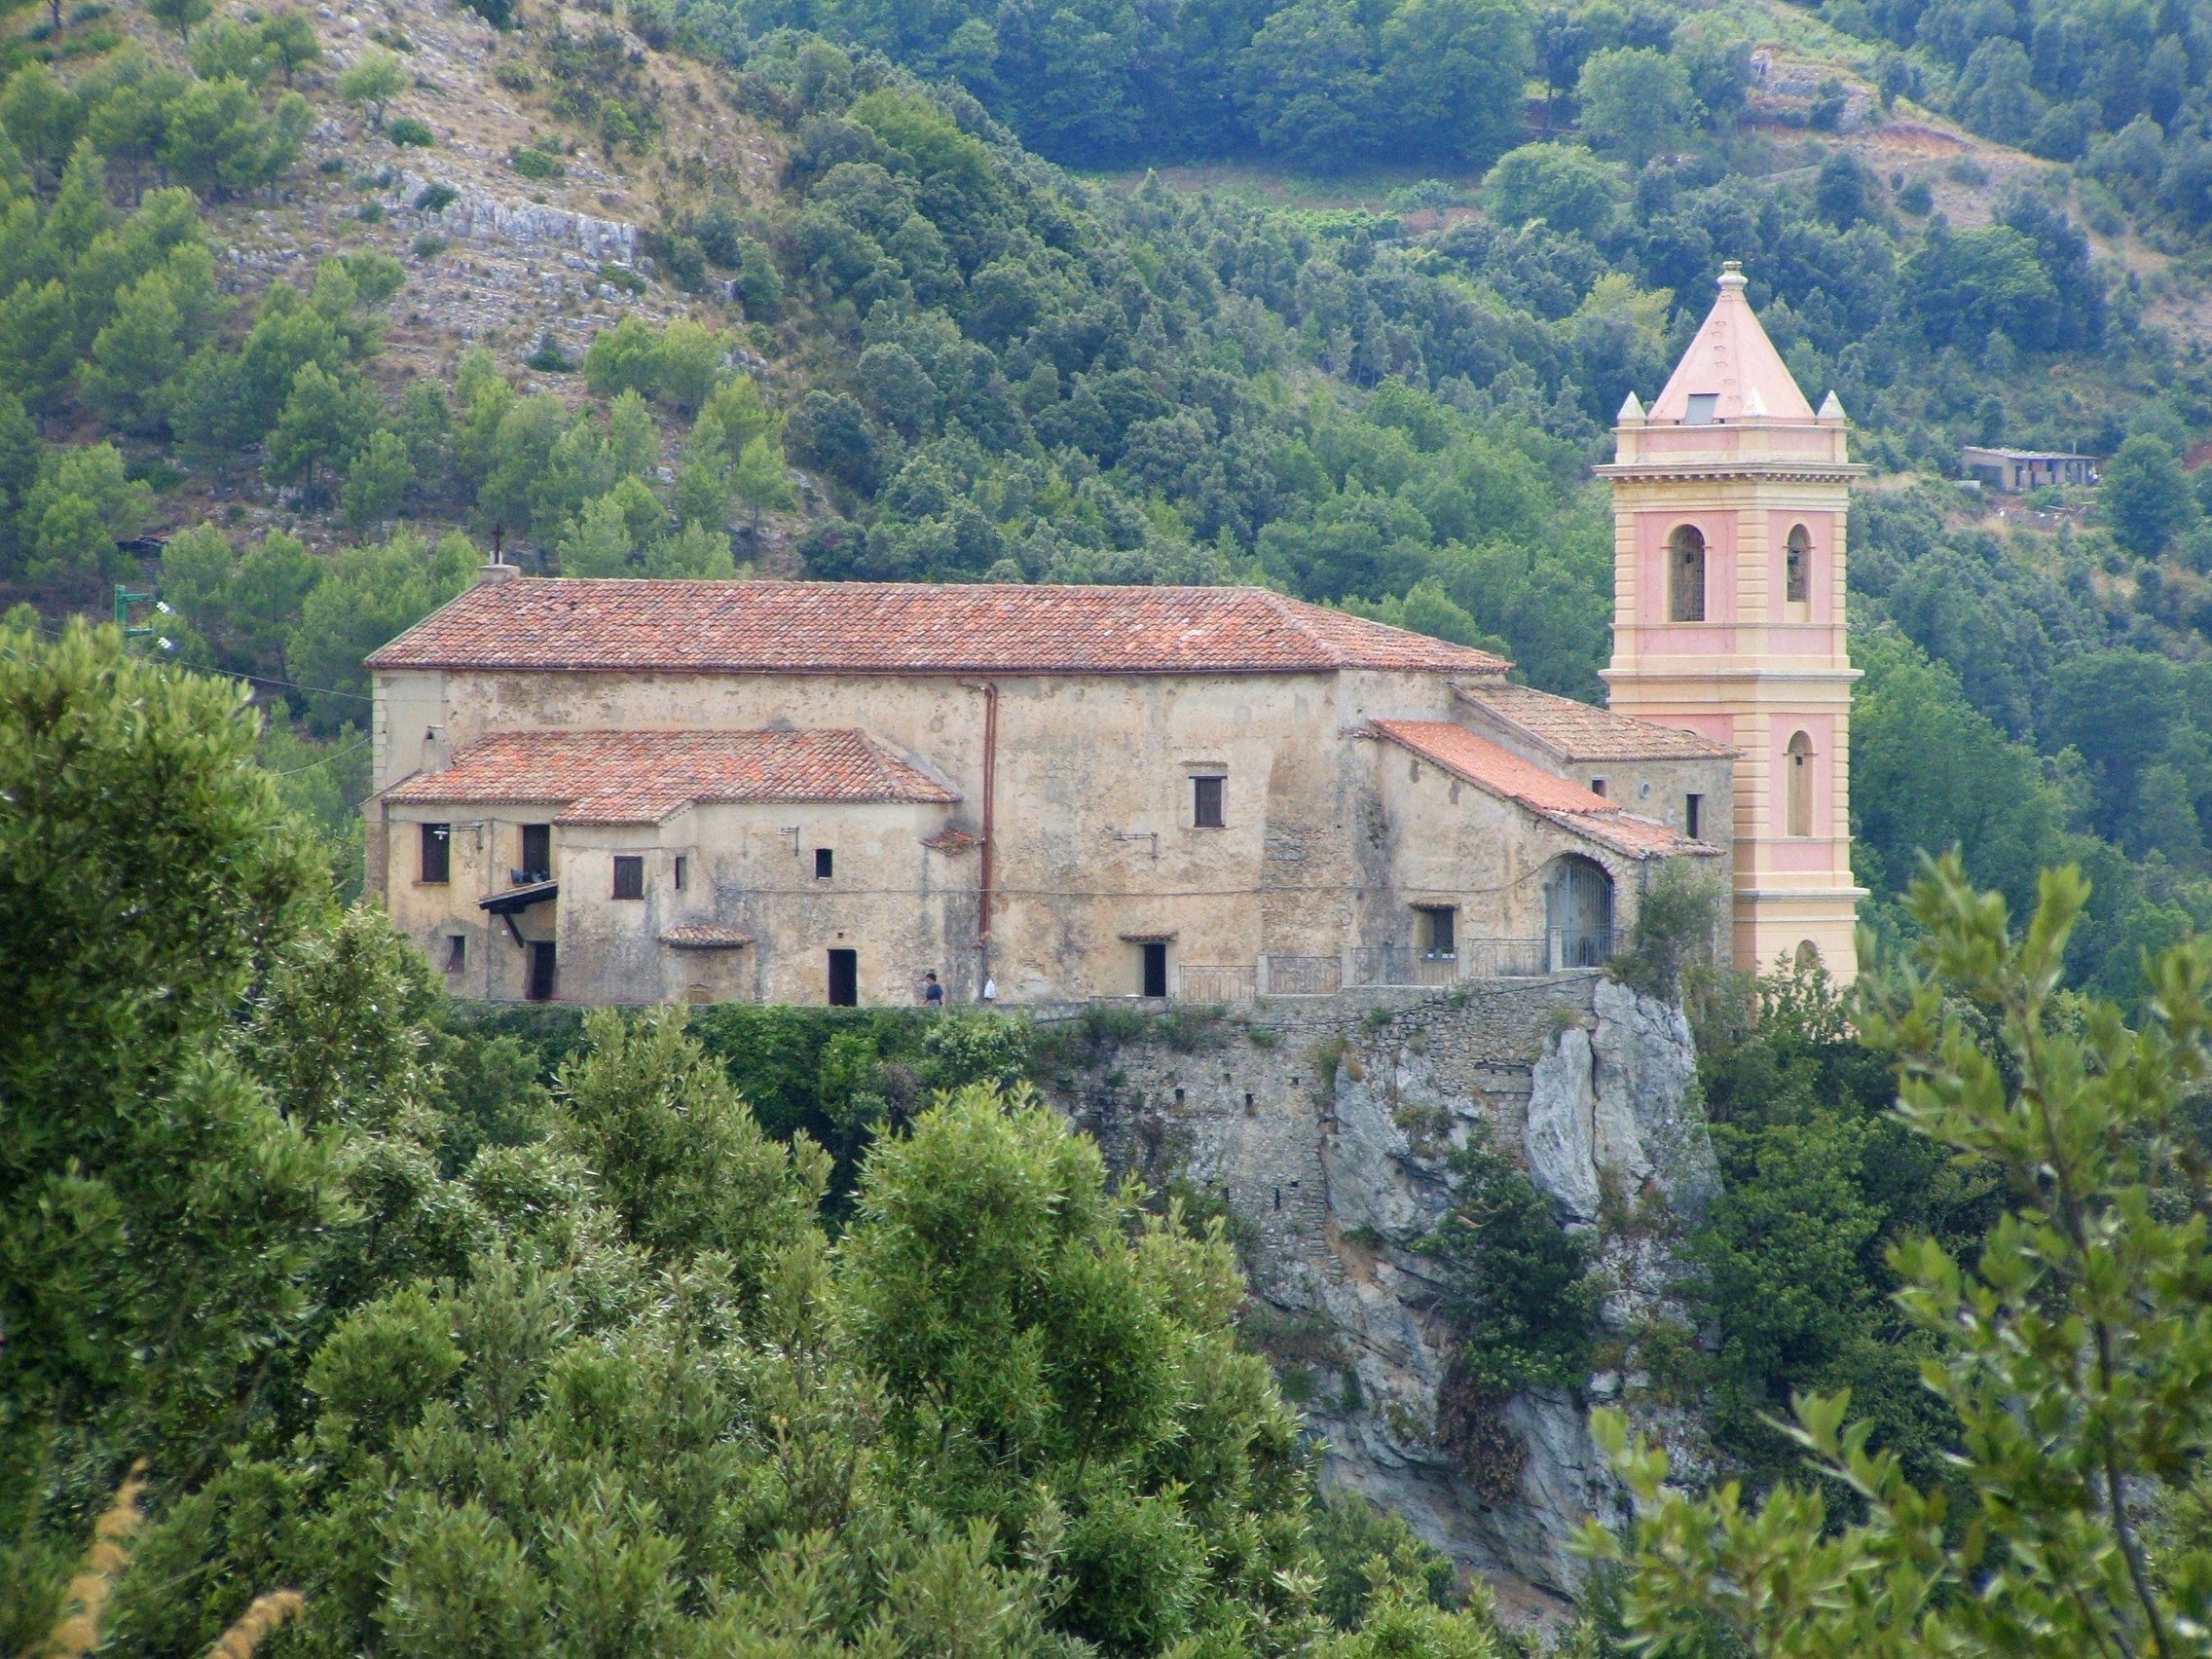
[1369,719,1717,862]
[1456,682,1736,761]
[386,729,958,824]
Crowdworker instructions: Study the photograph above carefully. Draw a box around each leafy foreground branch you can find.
[1586,853,2212,1657]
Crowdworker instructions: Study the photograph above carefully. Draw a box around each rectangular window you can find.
[828,947,858,1007]
[1684,793,1703,840]
[674,854,687,891]
[1589,778,1606,798]
[444,934,466,973]
[520,823,551,882]
[815,847,834,880]
[1685,392,1718,426]
[1419,904,1456,959]
[1141,940,1168,999]
[1192,773,1226,829]
[612,855,645,900]
[420,823,451,884]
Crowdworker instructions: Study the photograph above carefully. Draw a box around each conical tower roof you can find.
[1647,262,1816,424]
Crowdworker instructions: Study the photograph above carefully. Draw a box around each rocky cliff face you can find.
[1051,975,1714,1615]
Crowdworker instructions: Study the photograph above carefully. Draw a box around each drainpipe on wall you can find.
[959,680,999,996]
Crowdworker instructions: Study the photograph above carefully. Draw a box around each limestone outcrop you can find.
[1053,975,1715,1614]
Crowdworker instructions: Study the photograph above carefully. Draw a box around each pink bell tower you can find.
[1599,263,1866,978]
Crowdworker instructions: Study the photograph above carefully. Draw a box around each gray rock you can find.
[1592,977,1717,1221]
[1047,975,1711,1612]
[1526,1023,1603,1222]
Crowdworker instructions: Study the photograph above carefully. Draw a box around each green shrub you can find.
[413,181,457,212]
[387,116,433,147]
[1608,860,1726,1001]
[509,145,564,180]
[411,232,447,259]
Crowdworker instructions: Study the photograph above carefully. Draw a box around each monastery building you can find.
[364,266,1860,1004]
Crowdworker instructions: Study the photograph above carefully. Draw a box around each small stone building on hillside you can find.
[364,582,1729,1007]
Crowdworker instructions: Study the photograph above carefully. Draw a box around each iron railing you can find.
[1548,924,1615,972]
[1261,954,1344,995]
[1180,964,1257,1004]
[1347,937,1556,985]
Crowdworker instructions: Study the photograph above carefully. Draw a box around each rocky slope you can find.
[1051,974,1718,1618]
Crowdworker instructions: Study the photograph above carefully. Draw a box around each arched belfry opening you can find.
[1545,855,1614,970]
[1786,524,1811,609]
[1669,526,1707,622]
[1786,730,1814,837]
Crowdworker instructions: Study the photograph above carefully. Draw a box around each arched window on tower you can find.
[1786,730,1815,837]
[1785,524,1811,609]
[1669,526,1707,622]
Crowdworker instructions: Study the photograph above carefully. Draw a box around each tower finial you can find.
[1718,260,1747,291]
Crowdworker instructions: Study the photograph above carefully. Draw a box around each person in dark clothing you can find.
[922,971,943,1006]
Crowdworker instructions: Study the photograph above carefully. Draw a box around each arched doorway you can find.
[1786,730,1814,837]
[1669,526,1707,622]
[1546,856,1615,970]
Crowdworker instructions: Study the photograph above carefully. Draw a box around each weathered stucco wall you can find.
[1048,975,1715,1614]
[371,662,1704,1007]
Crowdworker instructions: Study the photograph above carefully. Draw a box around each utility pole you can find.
[113,585,175,650]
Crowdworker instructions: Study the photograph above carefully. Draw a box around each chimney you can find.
[478,526,516,584]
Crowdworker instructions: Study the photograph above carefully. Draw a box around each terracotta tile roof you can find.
[385,729,958,824]
[921,826,981,852]
[1369,719,1717,862]
[1456,683,1735,761]
[365,579,1513,677]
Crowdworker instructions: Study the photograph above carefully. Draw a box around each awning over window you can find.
[478,880,558,914]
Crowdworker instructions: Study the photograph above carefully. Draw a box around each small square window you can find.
[444,934,466,973]
[1685,392,1719,426]
[674,855,687,891]
[1192,774,1225,829]
[612,855,645,900]
[815,847,834,880]
[1589,778,1607,798]
[420,823,451,884]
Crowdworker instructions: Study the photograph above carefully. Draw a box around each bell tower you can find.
[1600,263,1866,978]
